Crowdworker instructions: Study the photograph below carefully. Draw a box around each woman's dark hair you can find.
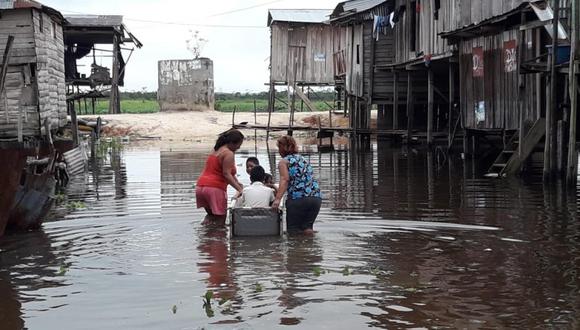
[276,135,299,157]
[250,165,266,183]
[214,129,244,151]
[246,156,259,166]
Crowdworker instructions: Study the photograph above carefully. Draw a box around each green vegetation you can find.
[92,99,159,114]
[78,90,336,114]
[66,201,86,211]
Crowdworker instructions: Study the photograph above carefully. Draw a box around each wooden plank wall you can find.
[344,24,364,97]
[459,28,540,129]
[304,24,335,84]
[0,9,38,138]
[33,9,66,131]
[393,0,461,65]
[270,23,289,82]
[269,22,336,84]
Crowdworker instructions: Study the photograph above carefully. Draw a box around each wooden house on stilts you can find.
[330,0,458,145]
[267,9,341,134]
[441,0,579,180]
[0,0,69,236]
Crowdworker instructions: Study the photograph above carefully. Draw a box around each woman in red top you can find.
[196,129,244,225]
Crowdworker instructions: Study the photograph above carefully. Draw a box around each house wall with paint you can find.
[157,58,214,111]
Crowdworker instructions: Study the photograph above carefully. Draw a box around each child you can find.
[239,166,275,208]
[264,173,278,195]
[245,157,259,175]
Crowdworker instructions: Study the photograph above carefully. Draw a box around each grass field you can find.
[215,99,333,112]
[82,98,333,114]
[89,100,160,114]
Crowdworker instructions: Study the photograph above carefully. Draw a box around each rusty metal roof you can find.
[267,9,332,26]
[331,0,388,21]
[0,0,64,21]
[65,15,124,27]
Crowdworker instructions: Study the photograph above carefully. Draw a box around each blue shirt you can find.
[284,154,322,200]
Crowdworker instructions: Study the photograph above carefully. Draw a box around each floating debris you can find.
[171,305,177,314]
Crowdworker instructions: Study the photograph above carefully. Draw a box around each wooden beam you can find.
[109,34,120,114]
[448,64,455,148]
[544,0,560,179]
[406,71,414,144]
[393,72,399,130]
[567,0,578,185]
[70,102,79,147]
[518,12,526,164]
[266,82,274,140]
[427,69,434,145]
[0,35,14,98]
[368,36,376,106]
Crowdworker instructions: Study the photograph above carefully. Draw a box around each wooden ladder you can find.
[486,118,546,177]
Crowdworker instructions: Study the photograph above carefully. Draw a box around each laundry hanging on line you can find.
[372,15,387,41]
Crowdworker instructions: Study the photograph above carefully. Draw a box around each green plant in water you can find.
[202,290,215,318]
[54,193,66,203]
[56,265,69,276]
[254,282,263,293]
[313,266,326,276]
[218,297,230,306]
[342,266,353,276]
[370,267,381,276]
[202,290,213,308]
[66,201,86,210]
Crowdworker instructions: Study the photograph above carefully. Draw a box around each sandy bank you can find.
[80,110,353,143]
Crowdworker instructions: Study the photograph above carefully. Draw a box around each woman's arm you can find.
[221,151,243,194]
[272,159,289,209]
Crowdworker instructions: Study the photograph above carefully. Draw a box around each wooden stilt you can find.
[518,12,526,162]
[545,0,560,179]
[266,82,274,140]
[109,34,121,114]
[567,0,578,185]
[427,69,434,145]
[406,72,414,144]
[393,71,399,130]
[70,102,79,147]
[448,63,455,148]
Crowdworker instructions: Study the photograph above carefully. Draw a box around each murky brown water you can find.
[1,141,579,329]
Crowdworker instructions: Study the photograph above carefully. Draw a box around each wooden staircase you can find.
[486,118,546,177]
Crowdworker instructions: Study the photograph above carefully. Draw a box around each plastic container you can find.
[230,208,282,236]
[545,45,571,65]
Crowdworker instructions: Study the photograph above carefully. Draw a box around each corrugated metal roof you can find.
[331,0,388,21]
[0,0,64,21]
[267,9,332,26]
[65,15,124,27]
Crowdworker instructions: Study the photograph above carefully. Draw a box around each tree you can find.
[186,30,208,59]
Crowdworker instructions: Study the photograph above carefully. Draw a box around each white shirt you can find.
[240,182,275,208]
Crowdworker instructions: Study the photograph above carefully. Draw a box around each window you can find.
[52,21,57,38]
[356,44,360,65]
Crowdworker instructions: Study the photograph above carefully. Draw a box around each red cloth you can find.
[197,154,236,191]
[195,186,227,215]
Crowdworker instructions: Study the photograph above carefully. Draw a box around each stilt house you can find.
[0,0,67,139]
[441,0,578,178]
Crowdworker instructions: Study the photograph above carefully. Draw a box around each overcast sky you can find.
[42,0,340,93]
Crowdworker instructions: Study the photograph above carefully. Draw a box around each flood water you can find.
[1,140,579,329]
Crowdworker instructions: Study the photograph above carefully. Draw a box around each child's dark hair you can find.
[246,156,259,166]
[264,173,273,183]
[214,129,244,151]
[250,165,266,183]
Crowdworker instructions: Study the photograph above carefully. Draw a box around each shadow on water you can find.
[1,139,579,329]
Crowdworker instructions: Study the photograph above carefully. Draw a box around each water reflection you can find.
[0,229,69,329]
[0,141,579,329]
